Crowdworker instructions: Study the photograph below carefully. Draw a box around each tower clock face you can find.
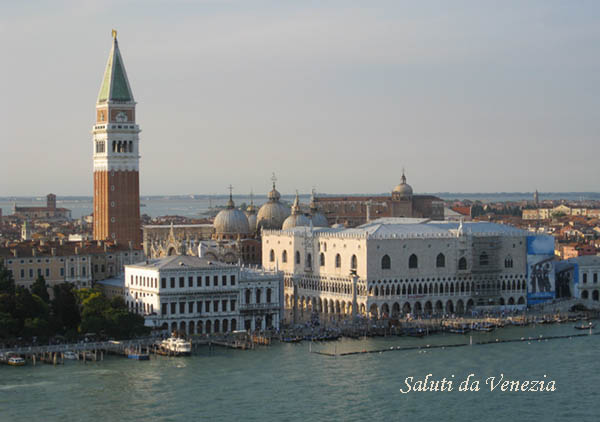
[115,111,128,122]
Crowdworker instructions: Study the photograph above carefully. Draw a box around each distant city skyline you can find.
[2,1,599,196]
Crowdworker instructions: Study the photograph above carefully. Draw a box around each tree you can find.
[51,283,80,333]
[0,263,15,295]
[31,275,50,303]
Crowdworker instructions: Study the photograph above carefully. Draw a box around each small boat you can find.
[127,352,150,360]
[63,351,78,360]
[7,357,26,366]
[447,326,471,334]
[574,322,595,330]
[281,337,302,343]
[406,328,426,337]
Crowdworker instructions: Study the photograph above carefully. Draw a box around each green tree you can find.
[31,275,50,303]
[51,283,80,333]
[0,263,15,295]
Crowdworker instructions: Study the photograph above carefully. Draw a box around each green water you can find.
[1,324,598,422]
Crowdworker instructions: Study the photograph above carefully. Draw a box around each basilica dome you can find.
[257,181,290,231]
[245,202,258,233]
[282,193,311,230]
[393,172,413,198]
[214,195,250,238]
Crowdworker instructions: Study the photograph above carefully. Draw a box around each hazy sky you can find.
[1,1,599,196]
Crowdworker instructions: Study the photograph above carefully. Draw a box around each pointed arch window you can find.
[409,254,418,269]
[269,249,275,262]
[504,256,513,268]
[282,250,288,263]
[458,257,467,270]
[381,254,391,270]
[436,253,445,268]
[306,253,312,268]
[319,253,325,267]
[335,254,341,268]
[351,254,357,270]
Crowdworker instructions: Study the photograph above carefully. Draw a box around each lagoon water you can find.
[1,324,599,422]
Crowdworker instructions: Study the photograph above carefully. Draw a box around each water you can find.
[1,324,598,421]
[2,192,599,220]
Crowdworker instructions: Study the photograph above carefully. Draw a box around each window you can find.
[480,252,489,266]
[269,250,275,262]
[179,302,185,314]
[381,255,391,270]
[594,273,598,283]
[282,250,288,263]
[20,269,24,278]
[351,255,357,270]
[436,253,445,268]
[231,300,236,311]
[335,254,341,268]
[222,275,227,286]
[82,267,86,276]
[267,288,272,303]
[170,303,176,314]
[205,301,210,312]
[70,268,74,277]
[170,277,175,288]
[222,300,227,312]
[197,301,202,314]
[196,276,202,287]
[295,251,301,264]
[213,301,218,312]
[256,289,261,304]
[231,275,236,285]
[60,268,64,277]
[179,277,184,288]
[583,273,588,283]
[188,302,194,313]
[320,253,325,267]
[504,256,513,268]
[458,257,467,270]
[408,254,418,269]
[306,253,312,268]
[214,275,218,286]
[188,276,193,287]
[161,303,167,316]
[205,275,210,286]
[161,278,166,289]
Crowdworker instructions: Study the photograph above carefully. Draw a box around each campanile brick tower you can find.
[93,30,141,246]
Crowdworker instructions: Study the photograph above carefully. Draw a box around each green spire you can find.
[97,31,134,103]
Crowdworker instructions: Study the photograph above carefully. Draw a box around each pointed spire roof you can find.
[97,30,134,103]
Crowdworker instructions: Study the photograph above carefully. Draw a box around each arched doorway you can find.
[508,297,515,305]
[456,300,464,315]
[414,301,422,314]
[198,321,203,334]
[435,300,443,314]
[189,321,195,335]
[180,321,186,334]
[424,301,432,314]
[517,296,525,305]
[392,302,400,317]
[231,319,237,331]
[369,304,379,318]
[205,320,212,334]
[445,300,454,314]
[381,303,390,317]
[594,290,600,301]
[466,299,474,312]
[402,302,411,315]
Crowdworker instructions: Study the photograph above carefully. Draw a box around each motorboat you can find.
[63,351,78,360]
[7,356,26,366]
[157,337,192,356]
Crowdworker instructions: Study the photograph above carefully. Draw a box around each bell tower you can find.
[92,30,141,246]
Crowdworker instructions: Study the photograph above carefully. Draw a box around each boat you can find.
[63,351,78,360]
[7,357,26,366]
[574,322,595,330]
[127,351,150,360]
[447,326,471,334]
[406,328,426,337]
[281,336,302,343]
[157,337,192,356]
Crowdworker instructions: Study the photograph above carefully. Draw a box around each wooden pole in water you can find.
[33,354,36,366]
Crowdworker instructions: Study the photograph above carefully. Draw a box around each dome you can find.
[246,213,257,232]
[257,201,290,231]
[282,192,310,230]
[282,213,311,230]
[256,179,289,231]
[309,190,329,227]
[214,194,250,237]
[393,172,413,197]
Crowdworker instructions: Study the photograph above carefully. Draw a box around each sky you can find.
[1,0,599,196]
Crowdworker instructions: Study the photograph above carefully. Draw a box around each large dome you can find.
[393,172,413,197]
[245,198,258,233]
[282,193,311,230]
[257,179,290,231]
[214,195,250,237]
[257,201,290,231]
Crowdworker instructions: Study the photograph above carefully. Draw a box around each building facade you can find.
[93,31,141,246]
[13,194,71,221]
[262,218,530,322]
[314,173,444,227]
[124,255,283,335]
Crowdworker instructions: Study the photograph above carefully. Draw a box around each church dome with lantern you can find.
[256,176,290,232]
[392,171,413,199]
[213,189,250,239]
